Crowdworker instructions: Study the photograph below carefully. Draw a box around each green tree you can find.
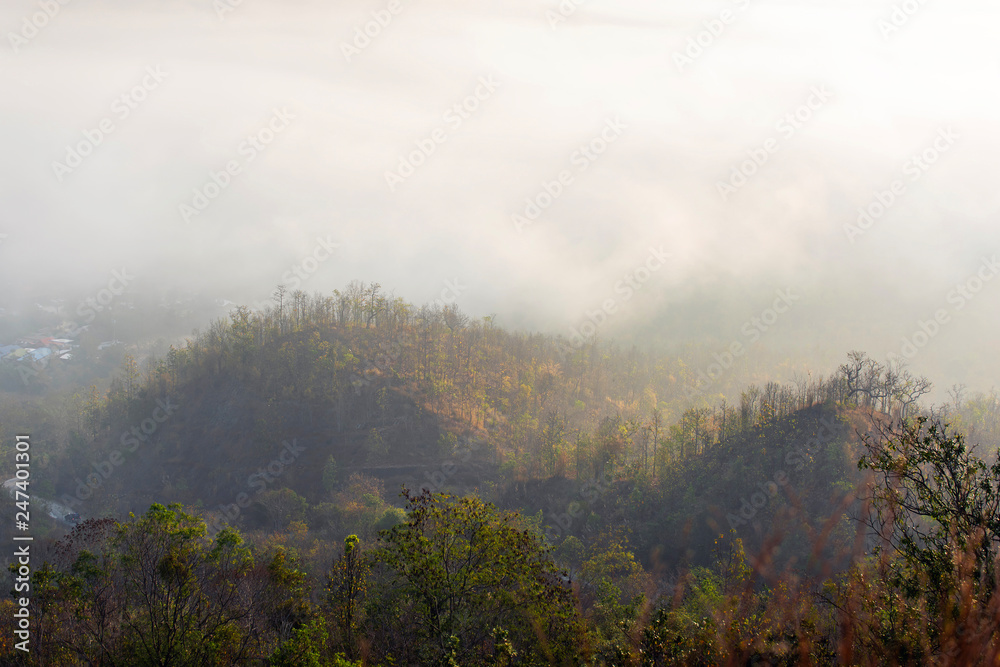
[29,506,313,665]
[859,416,1000,614]
[540,410,566,476]
[322,455,341,493]
[230,304,256,366]
[370,490,585,666]
[579,532,650,660]
[327,535,369,658]
[257,488,308,531]
[595,415,628,480]
[120,353,141,402]
[365,428,388,464]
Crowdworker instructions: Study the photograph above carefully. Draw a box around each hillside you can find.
[20,285,943,571]
[1,286,999,664]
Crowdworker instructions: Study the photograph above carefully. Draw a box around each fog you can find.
[2,0,998,399]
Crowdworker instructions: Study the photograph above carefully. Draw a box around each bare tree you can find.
[896,370,933,420]
[272,284,287,334]
[949,383,968,411]
[365,282,382,328]
[291,289,307,331]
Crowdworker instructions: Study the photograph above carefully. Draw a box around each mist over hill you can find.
[2,0,999,663]
[2,0,999,404]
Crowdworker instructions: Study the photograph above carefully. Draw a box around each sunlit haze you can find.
[2,0,998,398]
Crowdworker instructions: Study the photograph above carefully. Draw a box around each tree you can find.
[840,350,871,406]
[595,415,628,480]
[257,488,308,531]
[648,406,662,478]
[365,428,388,464]
[859,416,1000,615]
[322,454,341,493]
[369,490,585,665]
[540,410,566,476]
[230,305,256,366]
[327,535,369,658]
[365,282,382,328]
[292,289,307,331]
[273,284,288,334]
[895,369,933,420]
[120,353,140,402]
[28,505,312,665]
[579,531,651,659]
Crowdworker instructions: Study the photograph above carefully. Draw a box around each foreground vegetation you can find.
[4,417,1000,666]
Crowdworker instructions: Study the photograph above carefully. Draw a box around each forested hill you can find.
[3,283,1000,664]
[24,282,997,570]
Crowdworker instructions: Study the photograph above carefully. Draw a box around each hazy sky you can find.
[1,0,998,397]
